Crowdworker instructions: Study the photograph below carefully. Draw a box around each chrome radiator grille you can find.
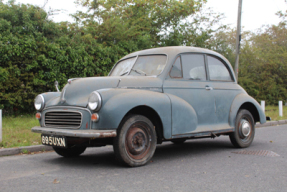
[44,111,82,128]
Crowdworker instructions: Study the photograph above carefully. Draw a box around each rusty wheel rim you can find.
[125,122,151,160]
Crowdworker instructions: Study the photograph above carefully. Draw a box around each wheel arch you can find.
[121,105,164,144]
[97,89,172,139]
[239,102,260,123]
[229,93,266,128]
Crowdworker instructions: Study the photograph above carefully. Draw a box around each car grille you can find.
[44,111,82,128]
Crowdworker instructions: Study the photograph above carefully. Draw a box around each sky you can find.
[5,0,287,32]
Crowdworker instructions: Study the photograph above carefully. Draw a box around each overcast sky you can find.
[5,0,287,32]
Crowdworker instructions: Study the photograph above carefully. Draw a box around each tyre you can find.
[229,109,255,148]
[53,146,86,157]
[113,115,157,167]
[171,138,186,144]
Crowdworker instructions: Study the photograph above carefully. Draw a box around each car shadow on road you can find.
[43,136,234,168]
[154,137,234,159]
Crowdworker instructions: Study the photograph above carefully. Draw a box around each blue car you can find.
[32,46,266,167]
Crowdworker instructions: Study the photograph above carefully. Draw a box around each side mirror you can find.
[54,81,60,92]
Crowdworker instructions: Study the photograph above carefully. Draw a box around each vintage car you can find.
[32,46,266,167]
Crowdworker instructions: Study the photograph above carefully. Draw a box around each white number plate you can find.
[41,135,66,148]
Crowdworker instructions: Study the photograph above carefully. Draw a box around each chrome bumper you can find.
[31,126,117,138]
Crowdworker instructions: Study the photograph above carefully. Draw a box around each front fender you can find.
[229,93,266,127]
[42,92,61,107]
[96,89,172,139]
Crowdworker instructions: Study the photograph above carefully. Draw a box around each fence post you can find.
[261,101,265,114]
[279,101,283,117]
[0,109,2,143]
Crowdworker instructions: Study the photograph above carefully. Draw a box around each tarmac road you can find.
[0,125,286,192]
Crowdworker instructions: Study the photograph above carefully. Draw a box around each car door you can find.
[206,55,243,128]
[163,53,217,136]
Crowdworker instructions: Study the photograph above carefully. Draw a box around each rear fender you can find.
[229,93,266,127]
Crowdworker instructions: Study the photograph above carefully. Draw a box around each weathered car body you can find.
[32,46,266,167]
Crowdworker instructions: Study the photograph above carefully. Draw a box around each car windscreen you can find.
[110,55,167,76]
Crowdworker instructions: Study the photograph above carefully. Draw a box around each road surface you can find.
[0,125,286,192]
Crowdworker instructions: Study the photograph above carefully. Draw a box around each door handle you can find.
[205,86,213,91]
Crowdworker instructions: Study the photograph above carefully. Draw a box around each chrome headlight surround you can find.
[34,95,45,111]
[88,91,102,111]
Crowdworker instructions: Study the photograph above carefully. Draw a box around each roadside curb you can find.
[0,145,53,157]
[256,120,287,128]
[0,120,286,157]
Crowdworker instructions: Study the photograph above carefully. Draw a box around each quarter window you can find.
[181,54,206,81]
[170,56,182,78]
[207,56,232,81]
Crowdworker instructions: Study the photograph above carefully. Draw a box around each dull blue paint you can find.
[32,46,266,142]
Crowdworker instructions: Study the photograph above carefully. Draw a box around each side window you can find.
[170,56,182,78]
[207,56,232,81]
[181,54,206,81]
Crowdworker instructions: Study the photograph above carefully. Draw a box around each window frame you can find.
[178,53,208,81]
[109,54,168,77]
[205,54,235,82]
[169,56,183,79]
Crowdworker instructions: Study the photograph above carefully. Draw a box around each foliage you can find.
[1,0,286,113]
[1,0,213,114]
[74,0,206,49]
[239,17,287,105]
[209,14,287,105]
[0,1,115,114]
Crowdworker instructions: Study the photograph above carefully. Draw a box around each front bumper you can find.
[31,126,117,138]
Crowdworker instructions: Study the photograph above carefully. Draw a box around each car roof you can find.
[118,46,236,82]
[121,46,224,60]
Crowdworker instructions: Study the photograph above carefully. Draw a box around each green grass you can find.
[265,105,287,121]
[0,105,286,148]
[0,115,41,148]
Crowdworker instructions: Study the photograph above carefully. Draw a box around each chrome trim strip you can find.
[32,126,117,138]
[44,106,92,115]
[172,128,234,139]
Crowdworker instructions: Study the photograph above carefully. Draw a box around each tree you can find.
[73,0,206,50]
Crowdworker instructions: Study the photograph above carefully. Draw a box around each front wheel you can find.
[229,109,255,148]
[113,115,157,167]
[53,146,86,157]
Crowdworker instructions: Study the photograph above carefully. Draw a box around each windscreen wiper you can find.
[131,69,146,76]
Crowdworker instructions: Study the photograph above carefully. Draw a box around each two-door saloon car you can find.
[32,46,266,167]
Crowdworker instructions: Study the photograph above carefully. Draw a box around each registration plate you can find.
[41,135,67,148]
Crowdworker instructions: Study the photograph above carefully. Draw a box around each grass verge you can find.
[0,105,286,148]
[265,105,287,121]
[0,115,41,148]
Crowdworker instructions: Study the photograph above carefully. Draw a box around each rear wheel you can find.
[53,146,86,157]
[229,109,255,148]
[113,115,157,167]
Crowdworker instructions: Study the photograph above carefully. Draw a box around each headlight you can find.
[88,91,102,111]
[34,95,45,111]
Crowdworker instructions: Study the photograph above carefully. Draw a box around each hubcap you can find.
[240,119,251,137]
